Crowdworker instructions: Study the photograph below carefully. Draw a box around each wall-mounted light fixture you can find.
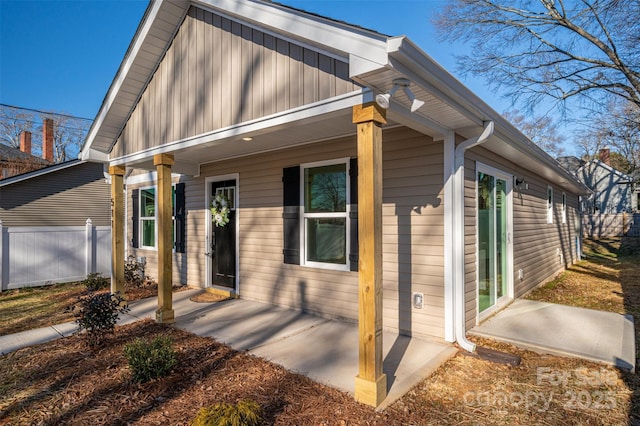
[375,78,425,112]
[515,177,529,190]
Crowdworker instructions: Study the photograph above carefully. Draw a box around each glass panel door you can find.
[478,172,509,314]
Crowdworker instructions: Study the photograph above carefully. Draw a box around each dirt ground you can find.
[1,238,639,425]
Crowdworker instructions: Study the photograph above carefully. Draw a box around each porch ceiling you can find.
[126,106,367,172]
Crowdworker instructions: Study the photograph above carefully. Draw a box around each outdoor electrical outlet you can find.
[518,269,524,280]
[412,292,424,309]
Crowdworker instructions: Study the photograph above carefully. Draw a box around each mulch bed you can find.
[0,320,390,425]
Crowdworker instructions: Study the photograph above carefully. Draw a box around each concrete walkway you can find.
[5,292,632,406]
[471,299,636,372]
[0,289,457,410]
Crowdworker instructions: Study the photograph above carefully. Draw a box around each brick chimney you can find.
[599,148,610,165]
[19,131,32,155]
[42,118,54,162]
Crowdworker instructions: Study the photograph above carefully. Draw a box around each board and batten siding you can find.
[0,162,111,227]
[463,146,580,329]
[112,6,357,158]
[129,127,446,339]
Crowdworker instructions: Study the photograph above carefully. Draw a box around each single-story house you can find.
[0,160,111,289]
[80,0,589,406]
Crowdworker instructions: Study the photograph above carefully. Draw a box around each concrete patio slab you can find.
[174,296,457,409]
[120,288,205,324]
[1,289,457,409]
[470,299,635,372]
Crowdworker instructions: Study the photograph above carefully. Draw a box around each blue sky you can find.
[0,0,570,150]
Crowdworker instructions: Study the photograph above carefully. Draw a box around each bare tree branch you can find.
[434,0,640,112]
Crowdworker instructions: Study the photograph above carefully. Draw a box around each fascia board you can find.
[0,160,85,187]
[385,36,485,126]
[80,0,184,159]
[82,148,110,162]
[81,0,389,161]
[196,0,389,65]
[109,90,367,167]
[385,36,589,195]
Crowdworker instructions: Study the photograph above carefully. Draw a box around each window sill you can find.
[301,261,351,272]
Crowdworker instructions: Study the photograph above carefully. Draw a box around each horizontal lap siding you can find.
[464,146,580,329]
[113,6,356,158]
[177,127,445,339]
[0,162,111,227]
[126,176,188,286]
[186,137,357,321]
[382,130,445,339]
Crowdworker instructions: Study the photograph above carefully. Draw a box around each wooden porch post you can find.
[109,165,126,297]
[353,102,387,407]
[154,153,175,324]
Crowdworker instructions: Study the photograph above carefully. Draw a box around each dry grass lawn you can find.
[1,238,639,425]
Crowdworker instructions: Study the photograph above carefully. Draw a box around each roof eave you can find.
[375,36,589,195]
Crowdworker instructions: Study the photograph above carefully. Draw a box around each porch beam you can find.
[353,102,387,407]
[154,153,175,324]
[109,165,126,298]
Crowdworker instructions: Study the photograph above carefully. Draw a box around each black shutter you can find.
[174,183,186,253]
[131,189,139,248]
[349,158,359,271]
[282,166,300,264]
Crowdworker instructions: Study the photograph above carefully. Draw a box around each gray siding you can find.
[0,162,110,227]
[580,161,633,213]
[113,6,357,158]
[131,127,446,340]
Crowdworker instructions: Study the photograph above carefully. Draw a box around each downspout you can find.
[453,121,494,352]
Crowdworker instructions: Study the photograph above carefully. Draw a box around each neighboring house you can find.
[558,149,637,214]
[0,131,51,179]
[0,160,111,289]
[80,0,588,406]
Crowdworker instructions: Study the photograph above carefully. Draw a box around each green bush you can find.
[70,291,129,348]
[124,255,146,287]
[124,336,177,382]
[83,272,109,292]
[191,400,262,426]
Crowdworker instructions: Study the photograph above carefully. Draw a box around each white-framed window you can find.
[301,158,350,270]
[139,186,156,249]
[138,185,177,249]
[561,192,567,224]
[547,186,554,224]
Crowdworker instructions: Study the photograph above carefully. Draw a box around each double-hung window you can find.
[140,187,156,248]
[301,159,349,270]
[134,184,185,252]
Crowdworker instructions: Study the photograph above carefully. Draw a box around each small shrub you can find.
[191,400,262,426]
[125,255,146,287]
[83,272,109,292]
[124,335,177,382]
[70,291,129,348]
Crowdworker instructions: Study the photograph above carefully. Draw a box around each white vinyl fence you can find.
[0,219,111,291]
[582,213,640,238]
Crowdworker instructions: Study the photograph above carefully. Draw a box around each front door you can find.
[210,180,236,289]
[477,166,512,316]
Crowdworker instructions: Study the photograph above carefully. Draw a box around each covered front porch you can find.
[121,288,458,410]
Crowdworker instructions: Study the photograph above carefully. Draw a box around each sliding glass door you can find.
[477,166,512,315]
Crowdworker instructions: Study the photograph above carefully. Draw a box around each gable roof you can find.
[80,0,588,195]
[0,159,92,187]
[578,159,634,183]
[0,144,50,164]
